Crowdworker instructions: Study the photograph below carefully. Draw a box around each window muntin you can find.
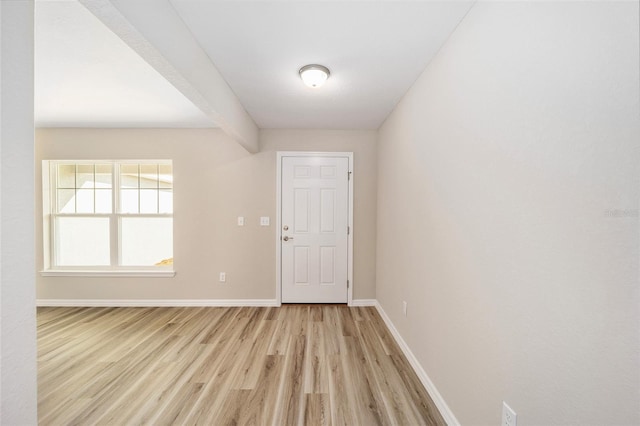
[118,163,173,214]
[56,163,113,214]
[48,161,173,269]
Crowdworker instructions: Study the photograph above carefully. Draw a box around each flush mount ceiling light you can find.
[299,64,330,88]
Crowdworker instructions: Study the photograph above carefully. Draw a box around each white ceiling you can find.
[34,1,216,128]
[34,0,475,130]
[169,0,474,129]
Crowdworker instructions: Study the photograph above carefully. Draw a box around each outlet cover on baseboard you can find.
[502,402,517,426]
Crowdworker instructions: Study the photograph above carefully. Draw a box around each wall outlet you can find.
[502,402,517,426]
[219,272,226,283]
[237,216,244,226]
[402,301,408,316]
[260,216,270,226]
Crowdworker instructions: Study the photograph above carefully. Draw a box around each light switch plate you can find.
[237,216,244,226]
[260,217,270,226]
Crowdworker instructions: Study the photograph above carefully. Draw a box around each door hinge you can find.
[347,226,350,235]
[347,280,350,289]
[348,171,352,180]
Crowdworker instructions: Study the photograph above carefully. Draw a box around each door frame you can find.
[276,151,354,306]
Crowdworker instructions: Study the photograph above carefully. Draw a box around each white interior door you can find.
[280,155,350,303]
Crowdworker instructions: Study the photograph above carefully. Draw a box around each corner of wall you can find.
[374,301,459,425]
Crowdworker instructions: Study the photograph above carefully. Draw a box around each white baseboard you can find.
[36,299,279,307]
[349,299,377,306]
[374,301,459,426]
[38,298,378,308]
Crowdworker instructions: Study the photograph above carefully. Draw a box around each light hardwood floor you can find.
[38,305,445,425]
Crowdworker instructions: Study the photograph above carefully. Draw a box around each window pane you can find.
[120,189,138,213]
[95,189,112,213]
[120,175,139,189]
[159,189,173,214]
[75,189,94,213]
[120,164,139,188]
[57,165,75,188]
[57,189,76,213]
[76,164,94,189]
[159,164,172,189]
[120,217,173,266]
[95,164,112,188]
[140,164,158,189]
[140,189,158,214]
[56,217,110,266]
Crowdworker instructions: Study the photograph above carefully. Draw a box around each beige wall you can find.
[376,1,639,425]
[36,128,376,301]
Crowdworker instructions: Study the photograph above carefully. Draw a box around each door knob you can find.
[283,225,289,231]
[283,236,294,241]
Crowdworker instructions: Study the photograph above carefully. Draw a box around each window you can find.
[44,161,173,273]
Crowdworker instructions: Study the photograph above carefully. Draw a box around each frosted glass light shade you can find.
[299,64,330,88]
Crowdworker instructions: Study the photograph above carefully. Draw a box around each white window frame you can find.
[41,160,175,277]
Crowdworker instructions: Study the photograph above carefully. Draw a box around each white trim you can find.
[349,299,377,307]
[276,153,282,305]
[374,301,460,426]
[347,154,354,305]
[44,160,174,270]
[36,299,279,307]
[276,152,354,305]
[40,270,176,278]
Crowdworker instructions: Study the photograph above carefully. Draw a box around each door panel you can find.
[294,246,310,285]
[320,189,335,232]
[294,189,310,233]
[320,246,335,284]
[281,156,349,303]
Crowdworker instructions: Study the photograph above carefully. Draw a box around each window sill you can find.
[40,270,176,278]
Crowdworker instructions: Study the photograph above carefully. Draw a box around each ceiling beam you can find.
[80,0,259,153]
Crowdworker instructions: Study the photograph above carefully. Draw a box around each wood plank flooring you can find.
[37,305,445,426]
